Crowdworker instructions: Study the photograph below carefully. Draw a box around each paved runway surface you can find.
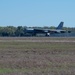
[0,37,75,42]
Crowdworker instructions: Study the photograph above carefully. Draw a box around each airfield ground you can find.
[0,37,75,75]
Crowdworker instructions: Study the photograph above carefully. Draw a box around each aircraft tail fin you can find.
[56,22,64,29]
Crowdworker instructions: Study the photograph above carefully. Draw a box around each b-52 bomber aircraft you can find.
[25,22,68,36]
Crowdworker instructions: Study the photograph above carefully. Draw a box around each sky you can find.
[0,0,75,27]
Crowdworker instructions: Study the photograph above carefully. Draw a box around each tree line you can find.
[0,26,74,37]
[0,26,27,37]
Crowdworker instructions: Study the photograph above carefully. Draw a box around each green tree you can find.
[1,26,16,36]
[15,26,25,36]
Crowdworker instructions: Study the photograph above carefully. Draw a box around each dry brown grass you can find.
[0,37,75,75]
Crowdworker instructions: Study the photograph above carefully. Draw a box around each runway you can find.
[0,37,75,42]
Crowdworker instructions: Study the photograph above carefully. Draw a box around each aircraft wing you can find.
[49,29,66,33]
[34,28,66,33]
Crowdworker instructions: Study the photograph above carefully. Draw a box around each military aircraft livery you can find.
[25,22,67,36]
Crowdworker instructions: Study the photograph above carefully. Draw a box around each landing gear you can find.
[46,33,50,36]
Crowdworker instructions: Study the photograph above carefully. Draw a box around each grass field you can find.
[0,37,75,75]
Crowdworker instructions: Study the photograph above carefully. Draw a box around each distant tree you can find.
[0,26,16,36]
[0,26,74,37]
[15,26,25,36]
[43,26,49,29]
[50,26,56,29]
[0,27,3,36]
